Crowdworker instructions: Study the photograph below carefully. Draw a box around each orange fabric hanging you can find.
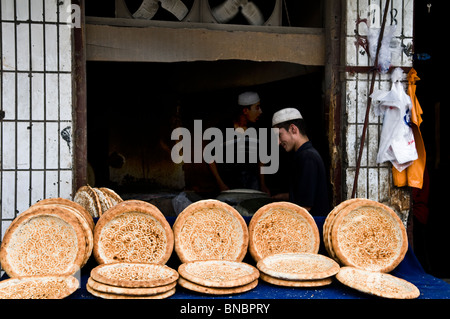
[392,68,426,188]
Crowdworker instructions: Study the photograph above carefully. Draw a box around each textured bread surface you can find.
[0,275,79,299]
[178,260,259,288]
[173,200,248,263]
[336,267,420,299]
[86,284,175,299]
[0,208,86,277]
[259,272,333,287]
[331,200,408,272]
[87,277,176,295]
[74,185,102,218]
[94,200,173,265]
[90,262,179,288]
[177,277,258,295]
[256,253,340,280]
[249,202,320,262]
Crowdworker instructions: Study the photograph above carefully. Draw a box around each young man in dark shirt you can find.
[271,108,330,216]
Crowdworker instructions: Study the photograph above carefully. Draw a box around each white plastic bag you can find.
[368,25,397,74]
[372,68,418,171]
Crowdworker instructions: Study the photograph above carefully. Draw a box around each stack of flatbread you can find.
[323,198,408,272]
[74,185,123,218]
[173,200,259,295]
[86,262,178,299]
[324,198,420,298]
[248,202,320,262]
[93,200,173,265]
[177,260,259,295]
[256,253,339,287]
[0,198,94,298]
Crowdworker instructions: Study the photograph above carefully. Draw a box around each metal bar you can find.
[351,0,391,199]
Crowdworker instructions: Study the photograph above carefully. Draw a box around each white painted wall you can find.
[0,0,74,249]
[343,0,414,220]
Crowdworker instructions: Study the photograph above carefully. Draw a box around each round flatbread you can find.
[259,272,333,287]
[331,200,408,272]
[93,200,173,265]
[74,185,102,218]
[177,277,258,295]
[87,277,176,296]
[98,187,123,206]
[336,267,420,299]
[248,202,320,262]
[93,188,114,215]
[178,260,259,288]
[86,284,175,299]
[173,199,248,263]
[33,197,94,231]
[256,253,340,281]
[0,207,87,277]
[323,198,368,260]
[4,205,93,268]
[40,204,93,268]
[90,262,179,288]
[0,275,79,299]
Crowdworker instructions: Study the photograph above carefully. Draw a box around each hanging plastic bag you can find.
[368,24,397,74]
[372,68,418,172]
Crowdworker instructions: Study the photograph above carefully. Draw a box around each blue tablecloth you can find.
[69,216,450,300]
[3,216,450,300]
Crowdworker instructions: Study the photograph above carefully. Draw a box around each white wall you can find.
[343,0,414,220]
[0,0,74,246]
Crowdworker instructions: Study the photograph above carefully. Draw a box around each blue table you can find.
[67,216,450,300]
[2,216,450,300]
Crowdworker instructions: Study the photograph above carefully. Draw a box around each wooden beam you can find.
[72,0,88,192]
[85,18,325,65]
[324,0,343,205]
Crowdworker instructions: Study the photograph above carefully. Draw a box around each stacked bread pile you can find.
[177,260,259,295]
[173,199,259,295]
[323,198,420,299]
[86,262,178,299]
[248,201,338,287]
[74,185,123,218]
[87,199,177,299]
[0,198,94,299]
[256,253,339,287]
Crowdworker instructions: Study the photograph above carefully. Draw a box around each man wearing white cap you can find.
[272,108,329,216]
[209,91,268,192]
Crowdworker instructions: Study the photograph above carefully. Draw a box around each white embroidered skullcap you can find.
[238,91,260,106]
[272,108,303,126]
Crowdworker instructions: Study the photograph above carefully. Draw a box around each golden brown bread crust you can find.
[331,200,408,273]
[322,198,370,261]
[93,200,173,265]
[256,253,340,281]
[33,197,95,231]
[90,262,179,288]
[178,260,259,288]
[248,202,320,262]
[0,207,87,277]
[98,187,123,205]
[86,284,175,299]
[172,199,248,263]
[335,266,420,299]
[0,275,79,299]
[177,277,258,295]
[259,272,333,287]
[74,185,102,218]
[87,277,176,295]
[31,204,93,268]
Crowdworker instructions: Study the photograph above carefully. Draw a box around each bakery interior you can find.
[85,0,331,216]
